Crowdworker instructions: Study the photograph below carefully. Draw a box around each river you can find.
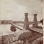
[0,23,42,36]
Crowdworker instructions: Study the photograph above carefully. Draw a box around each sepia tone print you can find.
[0,0,43,44]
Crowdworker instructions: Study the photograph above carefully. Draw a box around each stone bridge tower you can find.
[23,13,30,30]
[33,14,38,27]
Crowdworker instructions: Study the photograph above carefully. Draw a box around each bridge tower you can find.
[33,14,38,27]
[23,13,30,30]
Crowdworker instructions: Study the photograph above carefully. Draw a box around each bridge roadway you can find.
[31,27,43,34]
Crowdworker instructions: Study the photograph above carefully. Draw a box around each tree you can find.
[10,25,16,32]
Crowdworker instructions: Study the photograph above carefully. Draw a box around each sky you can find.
[1,0,43,21]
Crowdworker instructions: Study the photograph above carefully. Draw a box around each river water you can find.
[0,24,23,36]
[0,24,42,36]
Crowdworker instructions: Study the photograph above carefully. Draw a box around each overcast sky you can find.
[1,0,43,21]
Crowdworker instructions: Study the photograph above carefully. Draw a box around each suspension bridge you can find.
[0,13,43,44]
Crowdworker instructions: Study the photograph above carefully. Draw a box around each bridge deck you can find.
[31,27,43,34]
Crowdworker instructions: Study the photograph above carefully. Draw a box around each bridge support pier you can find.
[23,13,30,30]
[33,14,38,28]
